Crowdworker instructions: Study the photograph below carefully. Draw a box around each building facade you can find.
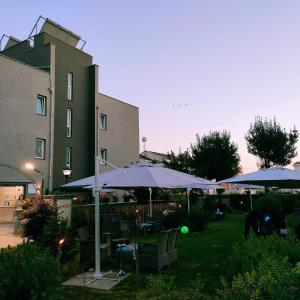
[0,17,139,199]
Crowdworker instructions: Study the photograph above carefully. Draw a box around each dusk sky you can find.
[1,1,300,172]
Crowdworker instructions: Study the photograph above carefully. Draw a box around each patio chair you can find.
[167,227,179,266]
[101,214,130,253]
[293,208,300,227]
[78,226,111,268]
[145,215,162,232]
[137,229,171,272]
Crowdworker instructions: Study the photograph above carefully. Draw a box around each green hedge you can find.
[0,243,61,300]
[219,234,300,299]
[254,193,300,214]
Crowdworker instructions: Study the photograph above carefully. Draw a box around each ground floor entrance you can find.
[0,186,24,207]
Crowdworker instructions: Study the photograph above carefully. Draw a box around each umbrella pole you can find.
[187,188,191,215]
[149,187,152,217]
[249,188,253,211]
[94,156,102,278]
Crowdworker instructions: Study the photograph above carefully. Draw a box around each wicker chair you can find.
[167,227,179,265]
[101,214,130,253]
[78,226,111,268]
[137,229,171,272]
[293,208,300,227]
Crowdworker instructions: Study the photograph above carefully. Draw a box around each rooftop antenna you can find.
[142,137,147,151]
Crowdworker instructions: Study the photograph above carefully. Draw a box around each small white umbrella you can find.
[171,180,223,214]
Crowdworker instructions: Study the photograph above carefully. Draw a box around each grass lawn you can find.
[61,213,245,299]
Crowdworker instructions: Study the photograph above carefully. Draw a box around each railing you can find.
[100,201,169,217]
[0,34,9,52]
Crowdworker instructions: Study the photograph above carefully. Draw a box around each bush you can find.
[254,193,300,215]
[227,234,300,276]
[220,234,300,299]
[0,243,61,300]
[219,255,300,300]
[184,209,209,232]
[22,203,54,241]
[161,208,187,229]
[161,208,209,232]
[22,203,76,262]
[138,274,207,300]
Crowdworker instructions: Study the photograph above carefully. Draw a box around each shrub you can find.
[254,193,300,215]
[219,255,300,300]
[22,203,54,241]
[139,274,207,300]
[0,243,61,300]
[161,208,209,232]
[161,208,187,229]
[22,203,76,262]
[184,208,209,232]
[227,234,300,276]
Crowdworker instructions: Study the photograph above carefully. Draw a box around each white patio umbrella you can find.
[63,162,211,216]
[219,167,300,209]
[171,180,223,214]
[219,167,300,188]
[233,184,265,190]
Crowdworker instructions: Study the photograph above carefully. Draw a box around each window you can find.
[66,147,72,168]
[67,72,73,100]
[67,109,72,137]
[100,148,107,165]
[100,114,107,130]
[36,95,46,115]
[35,138,45,159]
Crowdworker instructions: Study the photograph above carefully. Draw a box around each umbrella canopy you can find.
[63,162,209,189]
[219,167,300,188]
[234,184,265,190]
[63,162,213,216]
[174,181,222,190]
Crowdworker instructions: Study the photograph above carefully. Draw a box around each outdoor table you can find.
[138,223,154,236]
[116,244,139,280]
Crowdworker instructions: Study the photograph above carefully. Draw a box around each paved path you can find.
[0,223,24,248]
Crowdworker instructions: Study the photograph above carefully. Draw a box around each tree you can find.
[164,149,192,174]
[245,117,299,169]
[190,131,241,181]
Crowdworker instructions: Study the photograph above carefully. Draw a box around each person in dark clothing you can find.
[272,211,286,236]
[244,210,261,239]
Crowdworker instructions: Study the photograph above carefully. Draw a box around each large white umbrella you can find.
[219,167,300,188]
[63,162,211,215]
[219,167,300,209]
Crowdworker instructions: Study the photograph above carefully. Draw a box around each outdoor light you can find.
[62,167,72,184]
[25,162,44,195]
[57,237,65,270]
[58,238,65,246]
[25,163,34,170]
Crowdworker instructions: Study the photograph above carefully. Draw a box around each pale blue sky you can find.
[1,1,300,172]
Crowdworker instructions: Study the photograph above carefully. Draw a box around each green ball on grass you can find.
[181,226,189,234]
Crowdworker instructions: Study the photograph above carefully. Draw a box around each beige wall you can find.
[95,93,139,171]
[0,55,51,190]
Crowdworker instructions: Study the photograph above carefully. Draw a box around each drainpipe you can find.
[48,44,56,192]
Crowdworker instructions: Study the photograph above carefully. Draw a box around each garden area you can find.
[2,192,300,299]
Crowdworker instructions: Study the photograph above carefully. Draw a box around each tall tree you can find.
[245,117,299,169]
[164,149,192,174]
[191,131,241,181]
